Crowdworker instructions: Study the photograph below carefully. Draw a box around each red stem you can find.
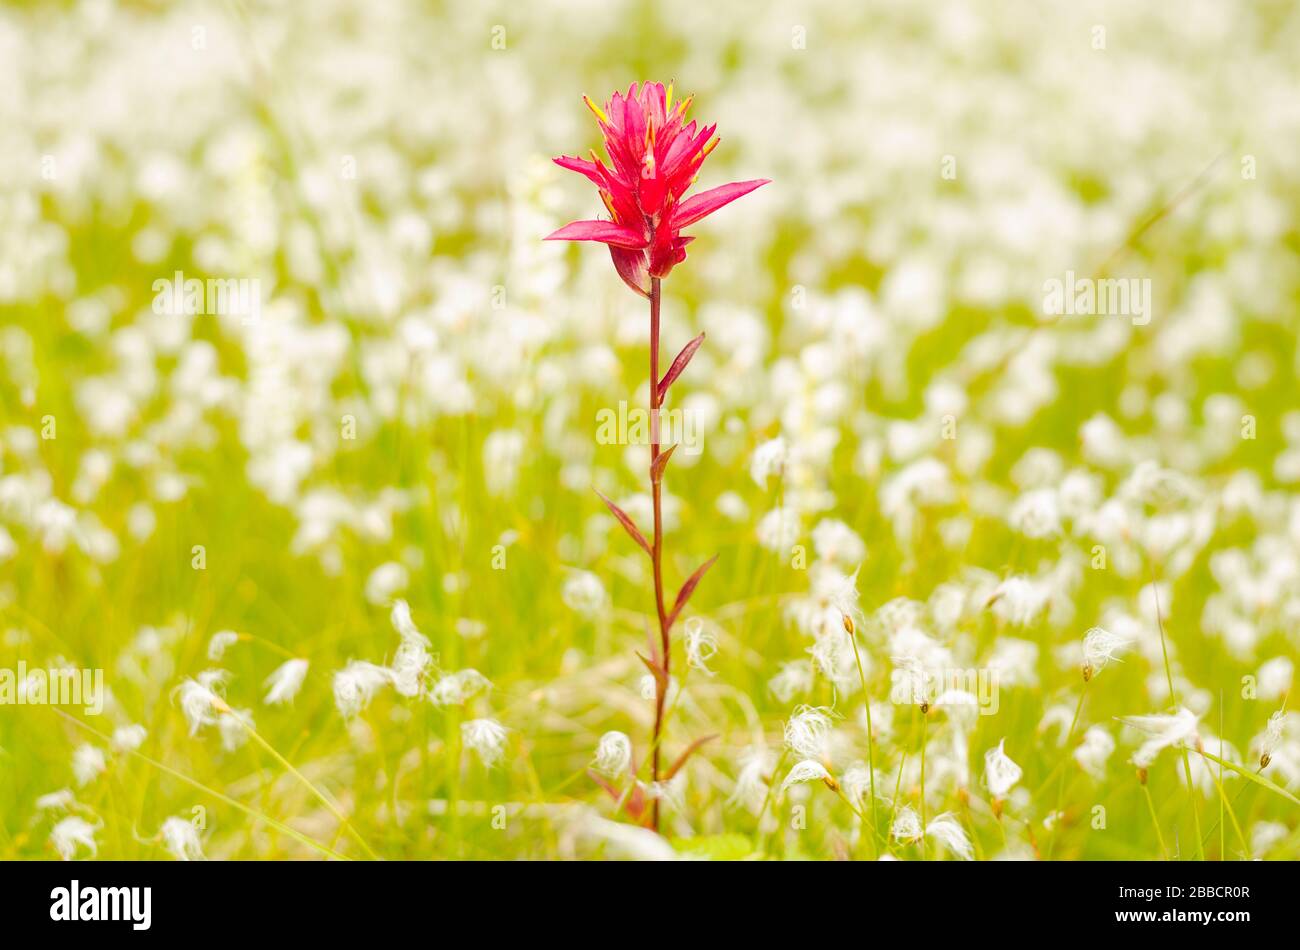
[648,276,669,833]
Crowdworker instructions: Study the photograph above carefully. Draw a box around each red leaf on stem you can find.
[594,488,651,556]
[650,444,677,483]
[656,332,705,404]
[637,651,668,693]
[665,554,718,630]
[662,734,719,782]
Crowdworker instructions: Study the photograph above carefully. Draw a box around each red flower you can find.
[545,81,769,297]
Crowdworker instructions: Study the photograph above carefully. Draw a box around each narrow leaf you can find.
[666,554,719,630]
[651,444,677,483]
[657,332,705,403]
[663,734,719,782]
[594,489,651,556]
[637,651,668,693]
[1196,749,1300,807]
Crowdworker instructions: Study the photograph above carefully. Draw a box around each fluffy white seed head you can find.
[925,812,974,860]
[71,744,107,786]
[206,630,240,661]
[1074,725,1116,780]
[783,705,835,760]
[781,759,833,792]
[263,658,309,705]
[1082,626,1129,679]
[683,617,718,676]
[891,805,922,842]
[1125,707,1201,768]
[160,816,206,861]
[428,668,491,706]
[462,718,509,767]
[173,670,229,735]
[332,660,393,718]
[390,598,429,647]
[50,816,99,860]
[111,724,147,752]
[983,739,1023,798]
[593,731,632,777]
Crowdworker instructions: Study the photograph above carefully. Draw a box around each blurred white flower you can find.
[50,816,100,860]
[1082,626,1130,678]
[332,661,393,718]
[683,617,718,675]
[592,731,632,777]
[925,813,973,860]
[160,816,205,861]
[462,718,509,767]
[71,744,106,786]
[784,705,834,760]
[206,630,240,661]
[781,759,833,792]
[1125,707,1201,768]
[263,658,309,705]
[983,739,1022,798]
[750,436,788,489]
[428,668,491,707]
[1074,725,1115,780]
[562,570,608,617]
[111,724,148,752]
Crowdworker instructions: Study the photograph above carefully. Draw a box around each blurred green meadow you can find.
[1,0,1298,860]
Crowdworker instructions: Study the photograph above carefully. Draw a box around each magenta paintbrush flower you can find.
[545,81,769,296]
[548,82,766,833]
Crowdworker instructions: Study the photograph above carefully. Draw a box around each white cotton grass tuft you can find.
[561,570,608,616]
[683,617,718,675]
[111,724,147,752]
[727,747,775,812]
[389,598,429,646]
[36,788,77,812]
[332,660,394,718]
[925,812,974,860]
[173,670,229,735]
[582,813,677,861]
[1082,626,1129,679]
[783,705,835,760]
[462,718,509,767]
[263,658,309,705]
[1257,709,1286,767]
[592,731,632,777]
[749,436,788,489]
[50,815,100,860]
[780,759,834,792]
[206,629,240,661]
[428,668,491,706]
[1124,707,1201,768]
[891,805,922,842]
[983,739,1022,798]
[1074,725,1115,780]
[71,744,107,786]
[218,707,253,751]
[159,816,206,860]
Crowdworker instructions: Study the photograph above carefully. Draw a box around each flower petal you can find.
[610,246,651,297]
[544,220,648,249]
[671,179,770,229]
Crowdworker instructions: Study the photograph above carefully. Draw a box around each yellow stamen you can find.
[600,192,616,218]
[583,95,608,124]
[665,82,673,114]
[701,135,720,159]
[673,95,693,119]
